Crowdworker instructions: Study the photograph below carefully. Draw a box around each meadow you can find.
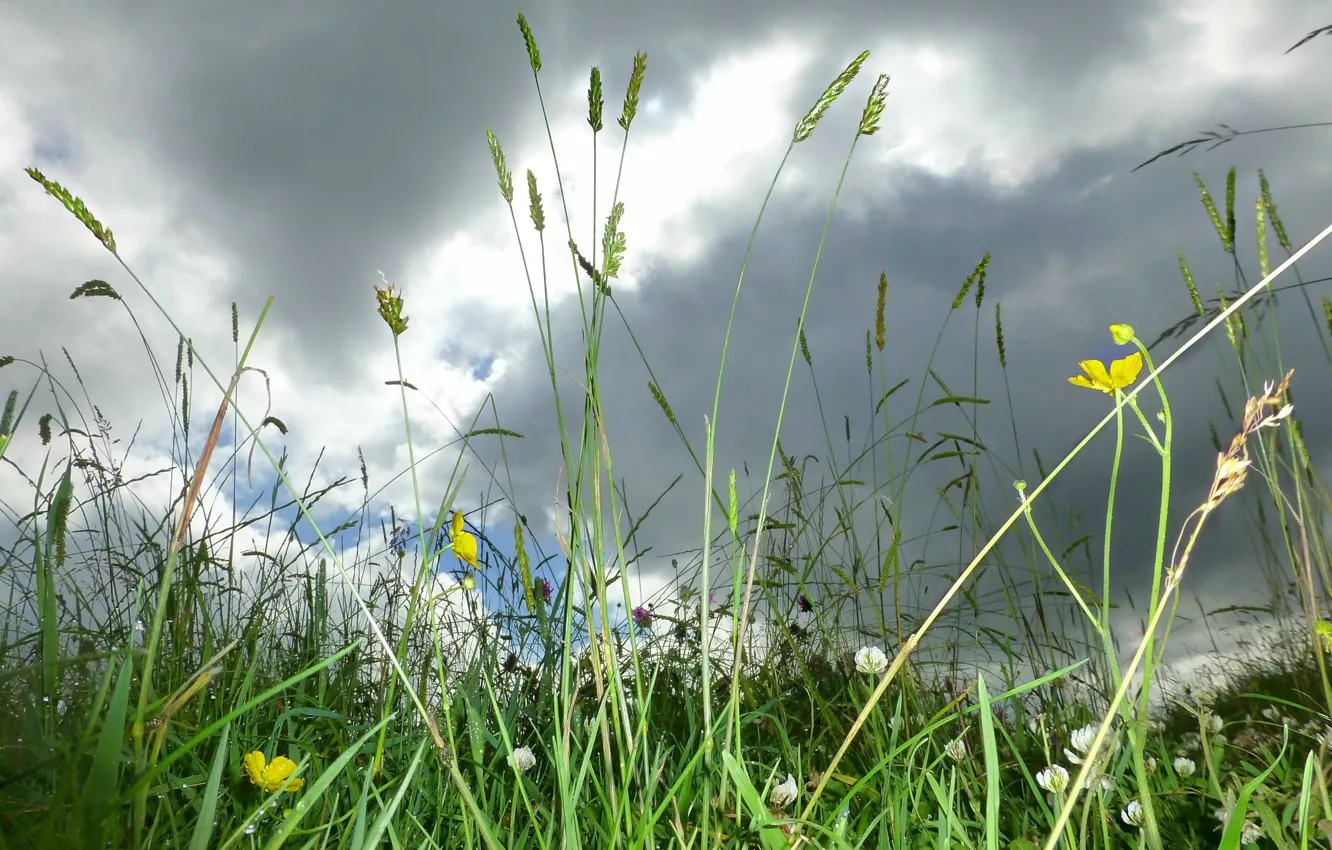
[3,15,1332,849]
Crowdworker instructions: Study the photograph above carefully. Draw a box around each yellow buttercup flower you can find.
[243,750,304,794]
[451,510,478,568]
[1068,352,1143,394]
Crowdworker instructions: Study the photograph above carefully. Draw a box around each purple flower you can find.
[632,606,652,628]
[539,578,552,602]
[797,594,813,613]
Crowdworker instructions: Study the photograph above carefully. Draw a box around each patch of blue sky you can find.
[469,355,495,382]
[31,131,74,168]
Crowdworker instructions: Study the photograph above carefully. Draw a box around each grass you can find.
[3,14,1332,849]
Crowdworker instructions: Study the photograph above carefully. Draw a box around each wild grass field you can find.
[3,15,1332,850]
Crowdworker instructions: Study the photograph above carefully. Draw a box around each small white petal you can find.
[770,773,799,807]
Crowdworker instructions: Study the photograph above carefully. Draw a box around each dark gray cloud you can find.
[2,0,1330,675]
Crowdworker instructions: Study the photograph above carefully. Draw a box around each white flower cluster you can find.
[854,645,887,675]
[508,746,536,773]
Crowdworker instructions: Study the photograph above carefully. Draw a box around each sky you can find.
[2,0,1331,685]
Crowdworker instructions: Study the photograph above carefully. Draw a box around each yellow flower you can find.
[1068,352,1143,394]
[243,751,304,794]
[451,510,478,568]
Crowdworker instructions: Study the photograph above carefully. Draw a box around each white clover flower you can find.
[944,736,967,762]
[1064,724,1097,764]
[889,714,903,732]
[1088,774,1114,794]
[1205,712,1223,734]
[855,646,888,675]
[1319,726,1332,749]
[1173,756,1196,777]
[1261,706,1281,722]
[508,746,536,773]
[770,773,798,808]
[1068,724,1097,756]
[1143,756,1157,777]
[1240,820,1263,845]
[1027,713,1045,735]
[1120,800,1144,828]
[1036,764,1069,793]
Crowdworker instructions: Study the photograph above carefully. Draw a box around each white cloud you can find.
[855,0,1325,194]
[407,36,817,316]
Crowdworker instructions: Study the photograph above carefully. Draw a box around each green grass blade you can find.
[82,651,134,817]
[720,751,786,850]
[1298,750,1315,850]
[975,674,999,850]
[347,754,377,849]
[360,738,429,849]
[187,722,231,850]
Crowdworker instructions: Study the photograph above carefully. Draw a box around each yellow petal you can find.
[454,530,478,568]
[243,751,267,788]
[451,510,464,536]
[1069,359,1113,393]
[1108,353,1143,389]
[268,756,297,780]
[1068,375,1100,390]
